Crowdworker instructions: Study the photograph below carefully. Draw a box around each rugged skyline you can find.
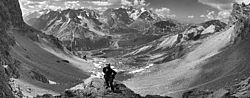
[19,0,250,23]
[2,0,250,97]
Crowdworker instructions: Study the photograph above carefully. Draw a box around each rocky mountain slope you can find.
[182,3,250,98]
[122,3,250,98]
[25,6,227,71]
[2,0,250,98]
[25,6,186,52]
[36,77,169,98]
[0,0,91,97]
[0,0,171,98]
[26,8,111,51]
[0,0,26,97]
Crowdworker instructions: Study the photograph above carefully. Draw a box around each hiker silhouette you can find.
[82,55,87,61]
[103,64,117,92]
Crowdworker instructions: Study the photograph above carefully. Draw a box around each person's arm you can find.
[112,69,117,77]
[103,67,107,74]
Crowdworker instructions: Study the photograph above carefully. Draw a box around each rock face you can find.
[230,3,250,42]
[63,78,141,98]
[0,0,66,97]
[0,32,20,98]
[183,20,226,41]
[183,3,250,98]
[25,6,185,51]
[0,0,24,97]
[26,9,111,51]
[29,70,49,84]
[43,77,170,98]
[0,0,25,29]
[232,77,250,97]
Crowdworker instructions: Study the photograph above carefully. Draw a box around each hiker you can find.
[103,64,117,92]
[83,55,87,61]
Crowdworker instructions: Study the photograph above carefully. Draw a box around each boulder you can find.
[209,89,230,98]
[63,77,170,98]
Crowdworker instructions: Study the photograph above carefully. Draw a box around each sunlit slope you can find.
[10,30,94,92]
[124,25,244,97]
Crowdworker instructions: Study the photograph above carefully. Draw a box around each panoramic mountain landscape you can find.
[1,0,250,98]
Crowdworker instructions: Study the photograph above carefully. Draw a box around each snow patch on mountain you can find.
[129,45,152,55]
[48,80,57,85]
[93,62,103,68]
[201,25,216,35]
[2,65,8,68]
[47,17,57,27]
[130,10,140,20]
[150,54,165,59]
[129,64,154,74]
[77,14,83,19]
[158,35,178,49]
[82,17,106,36]
[10,78,59,97]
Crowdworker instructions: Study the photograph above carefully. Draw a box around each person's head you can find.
[105,63,111,68]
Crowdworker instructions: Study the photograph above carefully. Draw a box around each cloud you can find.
[83,1,113,6]
[134,0,147,6]
[188,15,194,19]
[154,7,176,18]
[200,14,205,18]
[121,0,149,6]
[198,0,234,10]
[64,1,80,9]
[18,0,149,17]
[198,0,235,22]
[201,10,231,22]
[198,0,250,11]
[94,7,109,12]
[206,11,216,20]
[216,10,231,22]
[235,0,250,4]
[155,8,170,14]
[121,0,132,6]
[47,5,63,10]
[19,0,50,15]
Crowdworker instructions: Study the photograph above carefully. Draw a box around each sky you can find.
[18,0,250,23]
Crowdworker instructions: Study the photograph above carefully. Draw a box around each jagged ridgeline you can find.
[24,6,186,51]
[0,0,168,97]
[2,0,250,97]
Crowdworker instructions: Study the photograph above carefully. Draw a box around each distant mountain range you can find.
[24,6,227,67]
[3,0,250,97]
[24,6,195,51]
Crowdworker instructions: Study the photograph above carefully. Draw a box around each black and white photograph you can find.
[0,0,250,98]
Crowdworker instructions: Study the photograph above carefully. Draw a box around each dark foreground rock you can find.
[36,77,171,98]
[0,0,24,97]
[183,77,250,98]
